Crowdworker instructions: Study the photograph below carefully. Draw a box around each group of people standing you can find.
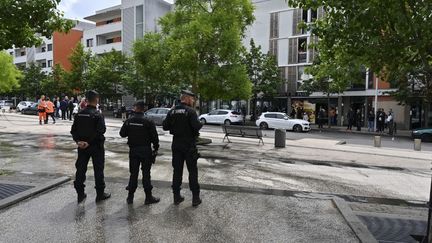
[347,107,395,134]
[36,95,86,125]
[71,90,203,207]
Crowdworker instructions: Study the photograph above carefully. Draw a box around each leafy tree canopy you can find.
[287,0,432,103]
[159,0,255,100]
[0,0,74,50]
[0,51,22,93]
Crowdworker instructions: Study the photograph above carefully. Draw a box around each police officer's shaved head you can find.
[134,100,145,112]
[86,90,99,103]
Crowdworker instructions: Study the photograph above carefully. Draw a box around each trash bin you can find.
[414,139,422,151]
[374,136,381,147]
[275,129,286,148]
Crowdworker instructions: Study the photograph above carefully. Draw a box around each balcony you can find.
[84,22,122,39]
[88,42,122,55]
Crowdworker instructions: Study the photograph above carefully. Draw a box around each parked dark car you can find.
[113,107,133,119]
[412,128,432,142]
[21,103,38,115]
[144,108,170,126]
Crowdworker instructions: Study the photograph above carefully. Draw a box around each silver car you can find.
[144,108,170,126]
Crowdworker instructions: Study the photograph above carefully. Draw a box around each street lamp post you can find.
[373,76,379,132]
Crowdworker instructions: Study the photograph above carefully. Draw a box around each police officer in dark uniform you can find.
[120,100,160,205]
[163,90,203,207]
[71,90,111,203]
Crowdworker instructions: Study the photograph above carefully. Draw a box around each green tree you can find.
[0,0,74,50]
[0,52,21,93]
[19,63,49,99]
[65,43,92,93]
[41,64,68,97]
[287,0,432,124]
[87,50,133,100]
[244,39,282,120]
[131,33,183,102]
[159,0,255,100]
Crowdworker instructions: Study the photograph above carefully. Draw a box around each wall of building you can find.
[53,29,84,71]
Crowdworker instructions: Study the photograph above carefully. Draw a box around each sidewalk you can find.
[309,125,412,138]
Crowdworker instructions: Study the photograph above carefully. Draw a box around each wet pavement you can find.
[0,180,358,242]
[0,112,431,241]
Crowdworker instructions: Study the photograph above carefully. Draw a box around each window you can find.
[86,39,93,47]
[218,111,229,115]
[47,44,52,51]
[146,109,157,114]
[276,114,286,119]
[20,50,26,56]
[136,5,144,39]
[311,9,318,22]
[41,47,46,52]
[106,19,114,24]
[209,110,218,115]
[157,109,169,114]
[298,38,307,63]
[41,62,47,68]
[270,12,279,39]
[106,38,114,44]
[9,52,13,56]
[264,114,277,119]
[47,60,53,68]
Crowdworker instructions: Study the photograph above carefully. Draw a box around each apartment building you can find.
[6,21,94,72]
[244,0,417,128]
[82,0,172,55]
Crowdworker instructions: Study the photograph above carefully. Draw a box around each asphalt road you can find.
[200,124,432,152]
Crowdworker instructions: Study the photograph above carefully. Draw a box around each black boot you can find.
[144,190,160,205]
[127,192,134,204]
[77,193,87,203]
[96,192,111,202]
[192,193,202,207]
[173,192,184,205]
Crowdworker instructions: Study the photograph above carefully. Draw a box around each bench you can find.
[222,125,264,145]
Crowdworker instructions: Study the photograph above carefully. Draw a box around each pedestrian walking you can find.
[346,108,354,131]
[121,105,127,122]
[60,96,68,120]
[45,97,56,124]
[79,98,87,112]
[367,110,375,132]
[68,98,75,120]
[54,97,60,118]
[120,100,160,205]
[37,95,47,125]
[70,90,110,203]
[356,109,362,131]
[317,107,325,130]
[377,109,386,133]
[303,112,309,122]
[163,90,203,207]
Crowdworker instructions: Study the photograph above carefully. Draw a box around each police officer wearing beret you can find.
[163,90,203,206]
[120,100,160,205]
[71,90,111,203]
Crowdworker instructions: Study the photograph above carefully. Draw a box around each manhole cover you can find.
[0,183,34,200]
[358,215,427,243]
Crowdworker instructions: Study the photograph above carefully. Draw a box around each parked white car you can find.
[256,112,310,132]
[17,101,34,112]
[199,109,244,125]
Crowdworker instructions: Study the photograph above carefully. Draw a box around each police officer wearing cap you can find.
[71,90,111,203]
[163,90,203,206]
[120,100,160,205]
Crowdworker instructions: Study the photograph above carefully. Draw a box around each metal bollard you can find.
[374,136,381,147]
[275,129,286,148]
[414,139,422,151]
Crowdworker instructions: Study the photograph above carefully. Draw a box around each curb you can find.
[0,176,71,210]
[333,198,378,243]
[311,128,411,139]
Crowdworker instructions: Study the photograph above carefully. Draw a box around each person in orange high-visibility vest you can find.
[37,95,47,125]
[45,97,56,124]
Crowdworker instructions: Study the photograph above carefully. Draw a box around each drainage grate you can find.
[358,215,427,243]
[0,183,34,200]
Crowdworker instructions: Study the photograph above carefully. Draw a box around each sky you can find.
[59,0,174,21]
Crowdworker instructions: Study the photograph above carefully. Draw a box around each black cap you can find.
[134,100,145,110]
[181,90,196,98]
[86,90,99,102]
